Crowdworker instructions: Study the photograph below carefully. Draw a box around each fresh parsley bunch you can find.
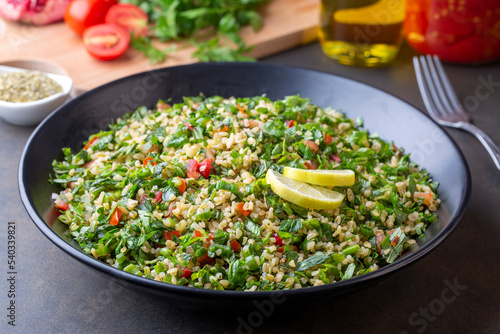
[121,0,269,63]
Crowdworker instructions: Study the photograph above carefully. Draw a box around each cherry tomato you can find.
[83,23,130,61]
[65,0,117,36]
[105,3,148,37]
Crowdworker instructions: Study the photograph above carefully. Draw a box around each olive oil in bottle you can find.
[318,0,406,67]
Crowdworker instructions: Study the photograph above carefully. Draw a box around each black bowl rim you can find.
[18,62,471,300]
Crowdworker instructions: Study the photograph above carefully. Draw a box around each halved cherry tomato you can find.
[83,23,130,61]
[230,239,241,252]
[105,3,148,37]
[109,207,122,226]
[65,0,118,36]
[199,158,213,178]
[83,136,99,150]
[54,198,69,211]
[186,159,200,179]
[236,203,252,216]
[163,230,181,241]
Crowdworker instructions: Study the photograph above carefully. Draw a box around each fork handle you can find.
[459,122,500,170]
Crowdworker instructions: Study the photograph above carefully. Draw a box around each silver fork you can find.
[413,54,500,170]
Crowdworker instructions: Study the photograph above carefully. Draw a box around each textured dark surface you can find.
[1,42,499,333]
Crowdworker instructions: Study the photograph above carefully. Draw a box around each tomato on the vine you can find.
[65,0,118,36]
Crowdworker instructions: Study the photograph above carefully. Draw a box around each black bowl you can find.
[19,63,470,310]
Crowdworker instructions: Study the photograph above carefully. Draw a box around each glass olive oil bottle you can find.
[318,0,406,67]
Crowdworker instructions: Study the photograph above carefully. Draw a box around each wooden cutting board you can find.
[0,0,319,90]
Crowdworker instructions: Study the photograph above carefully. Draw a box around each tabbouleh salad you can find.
[50,95,440,291]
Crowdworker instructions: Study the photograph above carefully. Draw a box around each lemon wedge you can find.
[266,169,344,210]
[283,167,355,187]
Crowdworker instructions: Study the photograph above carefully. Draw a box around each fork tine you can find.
[431,55,471,121]
[426,55,455,116]
[418,55,450,118]
[413,57,442,122]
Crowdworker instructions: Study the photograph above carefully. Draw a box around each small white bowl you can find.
[0,65,73,126]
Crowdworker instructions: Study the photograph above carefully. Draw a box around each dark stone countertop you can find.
[1,43,499,333]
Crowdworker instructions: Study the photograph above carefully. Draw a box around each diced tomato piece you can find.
[246,120,261,129]
[332,153,342,163]
[54,198,69,211]
[163,230,181,241]
[184,123,194,130]
[273,233,283,247]
[304,140,319,153]
[186,159,200,179]
[391,235,400,247]
[235,103,247,117]
[143,156,156,167]
[178,266,192,279]
[177,178,187,194]
[304,160,318,170]
[156,102,170,111]
[414,192,434,206]
[194,230,203,238]
[230,239,241,252]
[208,233,215,241]
[236,203,252,216]
[83,136,98,151]
[109,208,122,226]
[324,133,333,145]
[166,201,176,218]
[287,120,296,128]
[278,246,284,253]
[154,190,162,204]
[199,158,213,178]
[197,253,213,266]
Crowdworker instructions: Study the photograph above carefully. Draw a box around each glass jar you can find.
[404,0,500,63]
[318,0,406,67]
